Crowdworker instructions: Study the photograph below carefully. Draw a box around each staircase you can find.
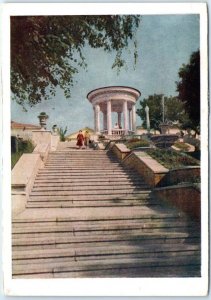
[12,148,201,278]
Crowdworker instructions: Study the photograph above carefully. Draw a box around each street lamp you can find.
[145,105,150,134]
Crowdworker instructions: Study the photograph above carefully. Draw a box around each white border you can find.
[2,3,208,296]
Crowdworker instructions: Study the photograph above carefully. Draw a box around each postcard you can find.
[1,2,208,296]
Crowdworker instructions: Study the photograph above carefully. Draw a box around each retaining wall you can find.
[152,184,200,220]
[164,166,200,186]
[111,144,131,161]
[122,150,169,187]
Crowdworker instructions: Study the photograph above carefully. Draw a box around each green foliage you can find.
[176,50,200,132]
[59,126,67,141]
[174,141,190,151]
[11,139,35,169]
[126,139,150,149]
[136,94,191,132]
[147,148,199,169]
[11,15,140,108]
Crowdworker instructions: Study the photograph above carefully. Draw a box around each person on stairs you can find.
[84,130,91,149]
[76,130,84,149]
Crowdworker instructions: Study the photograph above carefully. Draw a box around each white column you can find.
[129,109,132,131]
[132,104,136,133]
[103,112,107,131]
[94,106,97,132]
[118,112,122,127]
[94,104,100,134]
[107,100,112,135]
[123,100,128,134]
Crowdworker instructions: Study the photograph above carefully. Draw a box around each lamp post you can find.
[160,95,169,134]
[145,105,150,134]
[162,95,165,123]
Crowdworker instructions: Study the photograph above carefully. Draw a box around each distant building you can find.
[11,121,41,140]
[66,127,95,140]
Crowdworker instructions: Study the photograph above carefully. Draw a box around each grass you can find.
[11,139,35,169]
[173,141,190,151]
[125,138,150,150]
[146,148,200,169]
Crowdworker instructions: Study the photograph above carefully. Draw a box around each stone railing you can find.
[12,153,44,215]
[11,130,60,216]
[123,150,169,187]
[110,143,131,161]
[101,129,134,136]
[110,143,169,187]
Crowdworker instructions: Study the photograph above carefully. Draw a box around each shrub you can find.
[11,139,35,169]
[59,126,67,141]
[127,138,140,143]
[174,141,190,151]
[126,139,150,149]
[146,148,199,169]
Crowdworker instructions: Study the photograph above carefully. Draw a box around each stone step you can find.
[12,223,199,239]
[33,178,143,184]
[25,200,158,209]
[13,230,198,246]
[48,152,109,156]
[37,169,137,178]
[13,265,200,278]
[13,208,184,223]
[37,169,137,174]
[13,244,200,262]
[41,168,128,173]
[28,193,151,202]
[13,219,196,233]
[12,254,200,277]
[46,157,118,161]
[29,188,151,196]
[13,236,200,251]
[31,183,148,191]
[44,164,121,168]
[38,168,132,173]
[47,156,115,161]
[46,160,119,164]
[35,174,141,180]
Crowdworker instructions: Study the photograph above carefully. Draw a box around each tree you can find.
[176,50,200,132]
[136,94,190,132]
[11,16,140,108]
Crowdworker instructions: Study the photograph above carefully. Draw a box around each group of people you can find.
[76,130,91,149]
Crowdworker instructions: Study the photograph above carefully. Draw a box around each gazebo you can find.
[87,86,141,136]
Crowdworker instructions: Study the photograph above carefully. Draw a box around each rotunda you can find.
[87,86,141,136]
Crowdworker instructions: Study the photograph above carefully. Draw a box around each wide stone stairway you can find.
[12,148,201,278]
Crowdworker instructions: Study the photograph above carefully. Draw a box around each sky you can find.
[11,14,200,135]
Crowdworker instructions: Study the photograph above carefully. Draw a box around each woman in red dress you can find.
[76,130,84,149]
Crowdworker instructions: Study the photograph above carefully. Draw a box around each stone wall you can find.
[111,144,131,161]
[32,130,52,146]
[122,151,169,187]
[164,166,200,186]
[12,153,44,216]
[152,184,200,220]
